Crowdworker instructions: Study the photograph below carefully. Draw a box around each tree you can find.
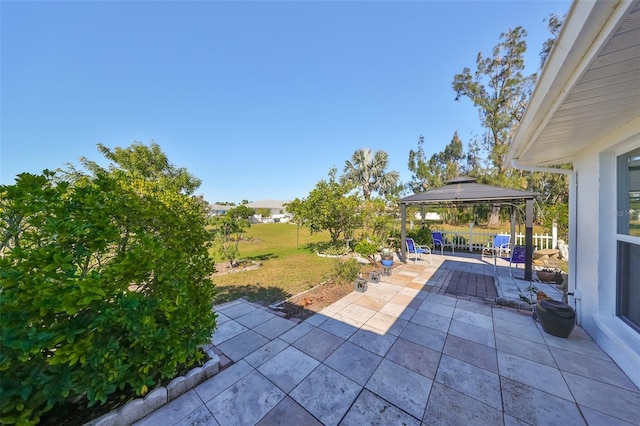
[540,13,564,68]
[209,205,255,266]
[407,132,466,192]
[0,143,216,425]
[452,27,534,175]
[341,148,400,200]
[287,168,362,243]
[76,141,201,195]
[452,27,536,225]
[407,135,433,193]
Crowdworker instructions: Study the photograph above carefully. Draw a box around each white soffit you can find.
[507,0,640,166]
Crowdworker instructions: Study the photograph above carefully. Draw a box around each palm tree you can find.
[342,149,400,200]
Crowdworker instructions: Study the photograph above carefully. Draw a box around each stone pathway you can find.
[134,253,640,425]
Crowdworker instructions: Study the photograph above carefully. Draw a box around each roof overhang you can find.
[506,0,640,167]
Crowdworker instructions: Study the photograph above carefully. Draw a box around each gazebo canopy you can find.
[399,176,539,280]
[400,176,538,205]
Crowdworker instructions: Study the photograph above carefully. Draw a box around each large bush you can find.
[0,158,216,423]
[408,225,433,247]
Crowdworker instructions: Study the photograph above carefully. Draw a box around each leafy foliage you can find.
[353,239,380,265]
[540,202,569,241]
[408,133,467,192]
[0,144,216,425]
[209,205,255,265]
[452,26,534,173]
[341,148,400,200]
[332,258,362,282]
[75,141,202,195]
[407,225,433,247]
[308,241,351,256]
[287,168,362,243]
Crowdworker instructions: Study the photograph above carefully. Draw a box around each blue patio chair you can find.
[482,234,511,259]
[508,245,527,277]
[406,237,431,264]
[432,231,443,255]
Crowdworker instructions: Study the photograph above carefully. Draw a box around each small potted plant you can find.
[380,249,394,267]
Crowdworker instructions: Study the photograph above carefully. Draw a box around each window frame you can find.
[616,146,640,332]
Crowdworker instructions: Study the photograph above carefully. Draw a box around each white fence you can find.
[433,223,557,252]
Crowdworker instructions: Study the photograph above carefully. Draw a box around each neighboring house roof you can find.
[400,177,538,205]
[209,204,234,211]
[506,0,640,166]
[245,200,291,210]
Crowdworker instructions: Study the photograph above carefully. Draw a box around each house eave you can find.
[506,0,640,167]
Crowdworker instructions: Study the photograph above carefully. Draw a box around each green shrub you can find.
[332,258,362,282]
[309,241,350,256]
[386,228,402,250]
[0,171,216,425]
[408,225,433,247]
[450,234,467,246]
[541,202,569,241]
[353,239,379,265]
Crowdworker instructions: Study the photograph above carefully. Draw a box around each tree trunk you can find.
[488,203,501,227]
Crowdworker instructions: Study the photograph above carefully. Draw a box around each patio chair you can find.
[431,231,455,255]
[406,237,431,264]
[508,245,526,277]
[482,234,511,259]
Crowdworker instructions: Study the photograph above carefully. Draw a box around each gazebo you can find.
[399,177,539,280]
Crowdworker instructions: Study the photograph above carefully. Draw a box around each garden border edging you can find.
[84,346,220,426]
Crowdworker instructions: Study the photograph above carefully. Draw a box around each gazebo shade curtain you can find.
[399,177,539,280]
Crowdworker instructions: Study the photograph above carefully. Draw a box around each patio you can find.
[134,253,640,425]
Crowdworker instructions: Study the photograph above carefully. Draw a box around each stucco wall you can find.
[572,129,640,388]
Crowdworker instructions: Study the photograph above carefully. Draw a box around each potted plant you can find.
[380,249,394,267]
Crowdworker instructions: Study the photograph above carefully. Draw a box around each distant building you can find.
[245,200,292,223]
[209,204,234,216]
[414,212,442,221]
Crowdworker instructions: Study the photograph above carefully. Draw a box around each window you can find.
[618,241,640,331]
[617,147,640,331]
[617,147,640,236]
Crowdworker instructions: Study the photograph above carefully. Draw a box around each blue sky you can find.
[1,0,570,204]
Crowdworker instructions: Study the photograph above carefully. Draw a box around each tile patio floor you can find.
[135,253,640,425]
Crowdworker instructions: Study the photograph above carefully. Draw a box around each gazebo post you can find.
[525,199,534,280]
[510,205,516,253]
[400,203,407,262]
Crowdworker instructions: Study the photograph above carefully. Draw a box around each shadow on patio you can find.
[134,252,640,425]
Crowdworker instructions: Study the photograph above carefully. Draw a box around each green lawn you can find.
[211,223,338,305]
[211,221,555,306]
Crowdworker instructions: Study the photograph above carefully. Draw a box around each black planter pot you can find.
[536,299,576,338]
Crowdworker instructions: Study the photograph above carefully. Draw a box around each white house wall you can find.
[572,128,640,387]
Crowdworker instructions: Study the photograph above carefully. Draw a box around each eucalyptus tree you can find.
[341,148,400,200]
[407,132,466,193]
[452,26,535,177]
[451,27,536,225]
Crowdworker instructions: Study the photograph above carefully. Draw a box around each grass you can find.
[211,223,338,305]
[211,221,560,306]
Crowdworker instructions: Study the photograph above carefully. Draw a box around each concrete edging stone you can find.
[85,350,220,426]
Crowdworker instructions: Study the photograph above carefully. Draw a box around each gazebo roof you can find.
[400,177,538,205]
